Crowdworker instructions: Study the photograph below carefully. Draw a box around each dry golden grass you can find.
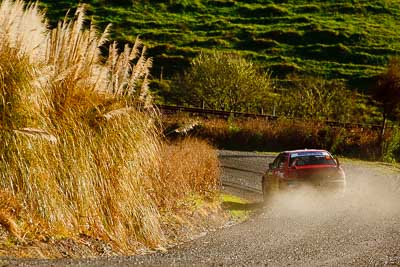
[0,190,21,239]
[156,138,220,210]
[0,0,220,257]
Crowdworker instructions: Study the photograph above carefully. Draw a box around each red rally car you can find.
[262,149,346,199]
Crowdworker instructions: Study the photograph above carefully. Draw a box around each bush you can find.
[373,57,400,122]
[277,76,357,122]
[383,127,400,162]
[174,51,273,112]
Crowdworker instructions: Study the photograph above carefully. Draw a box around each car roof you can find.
[283,149,329,154]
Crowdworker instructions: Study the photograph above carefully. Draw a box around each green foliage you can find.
[294,4,321,13]
[277,76,357,121]
[162,0,205,13]
[383,127,400,162]
[174,51,273,112]
[329,128,348,155]
[149,79,173,104]
[35,0,400,90]
[220,193,250,222]
[237,4,289,17]
[373,57,400,121]
[227,114,240,135]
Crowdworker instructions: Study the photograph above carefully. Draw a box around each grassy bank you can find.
[220,194,252,222]
[0,1,221,258]
[34,0,400,89]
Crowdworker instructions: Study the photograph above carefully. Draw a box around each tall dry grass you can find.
[0,0,220,256]
[156,138,220,209]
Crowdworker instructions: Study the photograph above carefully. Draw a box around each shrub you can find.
[383,127,400,162]
[372,57,400,159]
[277,76,357,122]
[373,57,400,122]
[174,51,273,112]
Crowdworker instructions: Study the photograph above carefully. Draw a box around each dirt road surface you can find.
[7,150,400,266]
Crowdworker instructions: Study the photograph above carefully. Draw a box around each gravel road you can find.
[8,150,400,266]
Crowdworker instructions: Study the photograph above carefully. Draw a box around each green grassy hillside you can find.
[36,0,400,90]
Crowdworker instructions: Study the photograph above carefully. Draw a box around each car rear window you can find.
[289,151,336,166]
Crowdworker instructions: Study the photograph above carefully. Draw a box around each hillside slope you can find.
[36,0,400,90]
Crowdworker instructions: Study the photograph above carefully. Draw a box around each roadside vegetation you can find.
[36,0,400,90]
[0,0,221,257]
[31,1,400,159]
[220,194,252,222]
[171,51,273,112]
[34,0,400,162]
[164,115,384,161]
[1,0,400,260]
[162,53,400,162]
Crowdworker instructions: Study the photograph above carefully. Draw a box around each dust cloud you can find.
[262,163,400,221]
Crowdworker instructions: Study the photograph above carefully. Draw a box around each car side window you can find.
[271,153,287,169]
[277,154,287,169]
[271,154,281,169]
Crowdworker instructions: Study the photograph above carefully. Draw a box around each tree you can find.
[373,57,400,123]
[175,51,273,112]
[372,57,400,157]
[278,76,356,121]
